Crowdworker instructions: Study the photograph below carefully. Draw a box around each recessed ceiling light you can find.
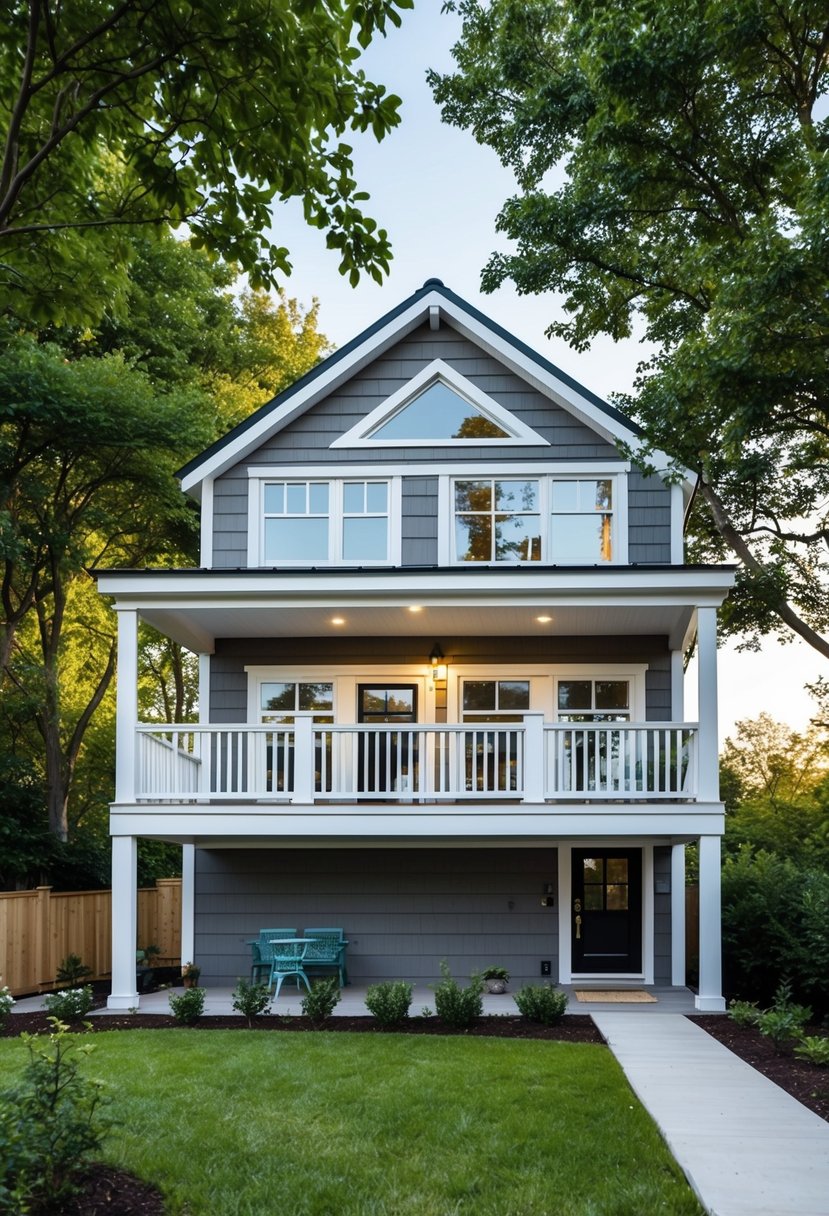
[536,615,552,624]
[408,605,423,613]
[331,617,345,626]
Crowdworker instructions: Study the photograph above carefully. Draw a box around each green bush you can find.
[513,984,569,1026]
[365,981,413,1027]
[231,980,272,1026]
[755,983,811,1053]
[433,961,483,1030]
[727,999,760,1027]
[168,987,205,1025]
[301,977,341,1024]
[0,1018,110,1213]
[0,985,13,1031]
[793,1036,829,1066]
[56,954,93,986]
[43,986,94,1023]
[722,848,829,1013]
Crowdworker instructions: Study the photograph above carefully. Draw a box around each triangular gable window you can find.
[331,359,549,448]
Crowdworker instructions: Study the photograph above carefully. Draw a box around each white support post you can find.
[115,609,138,804]
[521,712,545,803]
[291,716,315,803]
[670,650,684,722]
[180,843,196,968]
[671,844,686,987]
[108,835,139,1009]
[198,653,210,725]
[696,606,719,802]
[695,834,725,1010]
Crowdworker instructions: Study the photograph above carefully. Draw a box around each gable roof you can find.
[176,279,681,499]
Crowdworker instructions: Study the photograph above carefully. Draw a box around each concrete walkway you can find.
[594,1013,829,1216]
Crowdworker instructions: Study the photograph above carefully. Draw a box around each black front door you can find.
[357,684,418,794]
[571,849,642,973]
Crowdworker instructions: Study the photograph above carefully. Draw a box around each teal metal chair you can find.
[250,929,297,984]
[268,938,312,998]
[303,927,348,987]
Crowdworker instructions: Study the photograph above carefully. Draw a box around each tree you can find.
[430,0,829,657]
[1,237,331,847]
[0,0,411,324]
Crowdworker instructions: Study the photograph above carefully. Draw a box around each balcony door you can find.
[571,848,642,973]
[357,684,418,794]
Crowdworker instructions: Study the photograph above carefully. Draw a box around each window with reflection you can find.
[455,479,541,563]
[550,479,613,563]
[557,679,629,722]
[370,381,510,441]
[462,680,531,723]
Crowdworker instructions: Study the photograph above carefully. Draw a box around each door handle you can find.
[575,914,582,940]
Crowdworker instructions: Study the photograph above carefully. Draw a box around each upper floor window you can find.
[451,475,617,564]
[260,478,393,565]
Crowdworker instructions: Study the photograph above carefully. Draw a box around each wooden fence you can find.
[0,879,181,996]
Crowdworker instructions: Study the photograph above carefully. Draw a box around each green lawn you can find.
[0,1030,702,1215]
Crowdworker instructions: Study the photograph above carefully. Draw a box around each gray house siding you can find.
[209,319,649,568]
[193,845,559,987]
[653,846,672,985]
[209,635,672,724]
[628,469,672,565]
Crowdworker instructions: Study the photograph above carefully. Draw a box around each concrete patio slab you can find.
[594,1012,829,1216]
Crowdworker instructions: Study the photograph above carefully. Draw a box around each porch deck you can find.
[11,983,701,1018]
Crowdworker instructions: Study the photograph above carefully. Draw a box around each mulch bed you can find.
[690,1015,829,1123]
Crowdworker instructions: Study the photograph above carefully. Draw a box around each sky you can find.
[265,1,824,743]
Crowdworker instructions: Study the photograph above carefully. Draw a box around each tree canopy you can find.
[431,0,829,658]
[0,0,411,324]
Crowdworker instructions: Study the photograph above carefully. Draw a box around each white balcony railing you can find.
[131,718,699,804]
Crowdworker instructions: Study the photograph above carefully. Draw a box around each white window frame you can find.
[552,666,647,722]
[245,666,431,725]
[447,665,647,723]
[438,469,629,566]
[247,473,402,567]
[330,359,550,448]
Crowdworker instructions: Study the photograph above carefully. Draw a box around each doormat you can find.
[574,990,657,1003]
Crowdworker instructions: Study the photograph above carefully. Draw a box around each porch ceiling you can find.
[96,565,735,653]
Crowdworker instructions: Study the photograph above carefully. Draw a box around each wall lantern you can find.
[429,643,447,681]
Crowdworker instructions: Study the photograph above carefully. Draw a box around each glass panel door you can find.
[357,684,418,794]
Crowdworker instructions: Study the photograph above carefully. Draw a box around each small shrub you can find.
[480,966,510,983]
[231,979,272,1026]
[56,954,93,986]
[420,1006,433,1018]
[433,960,483,1030]
[43,986,94,1023]
[793,1035,829,1067]
[513,984,569,1026]
[169,987,205,1024]
[756,1006,810,1053]
[301,977,341,1024]
[0,1017,111,1213]
[365,981,413,1027]
[0,984,13,1030]
[727,999,761,1027]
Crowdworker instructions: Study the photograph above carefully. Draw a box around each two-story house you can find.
[98,279,734,1011]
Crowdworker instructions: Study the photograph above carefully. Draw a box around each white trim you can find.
[180,288,691,494]
[199,478,213,567]
[671,843,686,986]
[247,475,402,568]
[248,460,631,480]
[670,482,684,564]
[330,358,550,448]
[446,663,648,723]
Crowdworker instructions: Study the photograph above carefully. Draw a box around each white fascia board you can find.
[179,295,435,495]
[96,567,735,607]
[110,804,725,840]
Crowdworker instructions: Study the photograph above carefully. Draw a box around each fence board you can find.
[0,879,181,996]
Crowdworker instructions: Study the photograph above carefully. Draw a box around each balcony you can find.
[132,718,698,804]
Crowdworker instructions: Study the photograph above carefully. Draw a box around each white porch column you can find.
[695,834,725,1010]
[671,844,686,986]
[670,650,684,721]
[180,843,196,967]
[108,835,139,1009]
[696,606,719,802]
[115,608,138,803]
[521,712,545,803]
